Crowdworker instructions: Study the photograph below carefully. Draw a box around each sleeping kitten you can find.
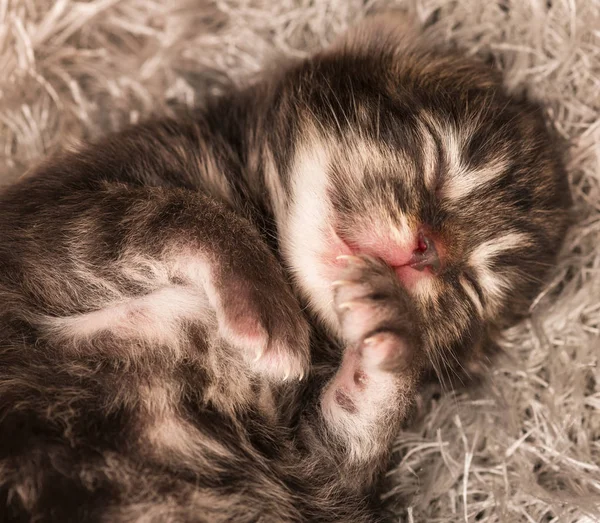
[0,14,570,522]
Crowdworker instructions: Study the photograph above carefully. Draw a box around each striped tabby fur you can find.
[0,14,570,522]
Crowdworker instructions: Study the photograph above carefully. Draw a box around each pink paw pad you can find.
[322,254,417,417]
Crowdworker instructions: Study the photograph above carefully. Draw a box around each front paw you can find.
[332,254,419,372]
[320,256,422,450]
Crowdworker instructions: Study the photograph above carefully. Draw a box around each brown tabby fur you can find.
[0,15,570,523]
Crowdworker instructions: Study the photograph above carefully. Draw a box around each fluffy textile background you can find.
[1,0,598,521]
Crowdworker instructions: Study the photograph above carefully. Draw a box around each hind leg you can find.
[6,184,310,382]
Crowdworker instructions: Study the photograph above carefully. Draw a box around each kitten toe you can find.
[361,331,408,370]
[252,343,308,382]
[217,277,311,383]
[332,254,415,348]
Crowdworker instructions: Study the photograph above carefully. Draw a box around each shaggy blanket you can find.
[1,0,598,521]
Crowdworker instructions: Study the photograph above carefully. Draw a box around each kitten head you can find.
[274,16,571,379]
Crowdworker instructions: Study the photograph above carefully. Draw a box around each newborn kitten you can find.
[0,15,570,522]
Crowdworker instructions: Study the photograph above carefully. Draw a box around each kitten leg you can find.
[4,184,310,381]
[321,255,423,462]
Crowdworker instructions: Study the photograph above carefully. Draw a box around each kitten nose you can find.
[409,232,441,274]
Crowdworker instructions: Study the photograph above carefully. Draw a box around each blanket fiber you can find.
[1,0,598,521]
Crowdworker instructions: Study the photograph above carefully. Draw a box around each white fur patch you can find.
[281,137,337,327]
[41,251,221,356]
[441,159,508,201]
[418,122,439,191]
[469,232,531,269]
[469,232,529,308]
[142,382,231,463]
[477,270,512,308]
[460,275,484,317]
[442,157,509,202]
[423,113,508,202]
[262,145,288,227]
[412,275,441,303]
[45,285,210,349]
[388,212,414,247]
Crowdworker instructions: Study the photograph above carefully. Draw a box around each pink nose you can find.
[409,232,441,274]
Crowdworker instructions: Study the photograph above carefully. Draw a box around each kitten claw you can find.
[336,254,365,266]
[331,279,353,288]
[338,301,356,310]
[362,335,376,346]
[362,333,389,347]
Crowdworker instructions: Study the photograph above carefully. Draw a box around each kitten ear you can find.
[324,10,421,55]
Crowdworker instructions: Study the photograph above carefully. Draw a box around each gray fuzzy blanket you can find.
[1,1,598,521]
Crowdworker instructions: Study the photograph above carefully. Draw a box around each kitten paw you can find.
[321,256,420,444]
[332,254,417,371]
[215,274,311,382]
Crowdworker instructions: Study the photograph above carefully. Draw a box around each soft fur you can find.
[0,3,597,520]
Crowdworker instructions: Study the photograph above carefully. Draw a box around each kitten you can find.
[0,14,570,522]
